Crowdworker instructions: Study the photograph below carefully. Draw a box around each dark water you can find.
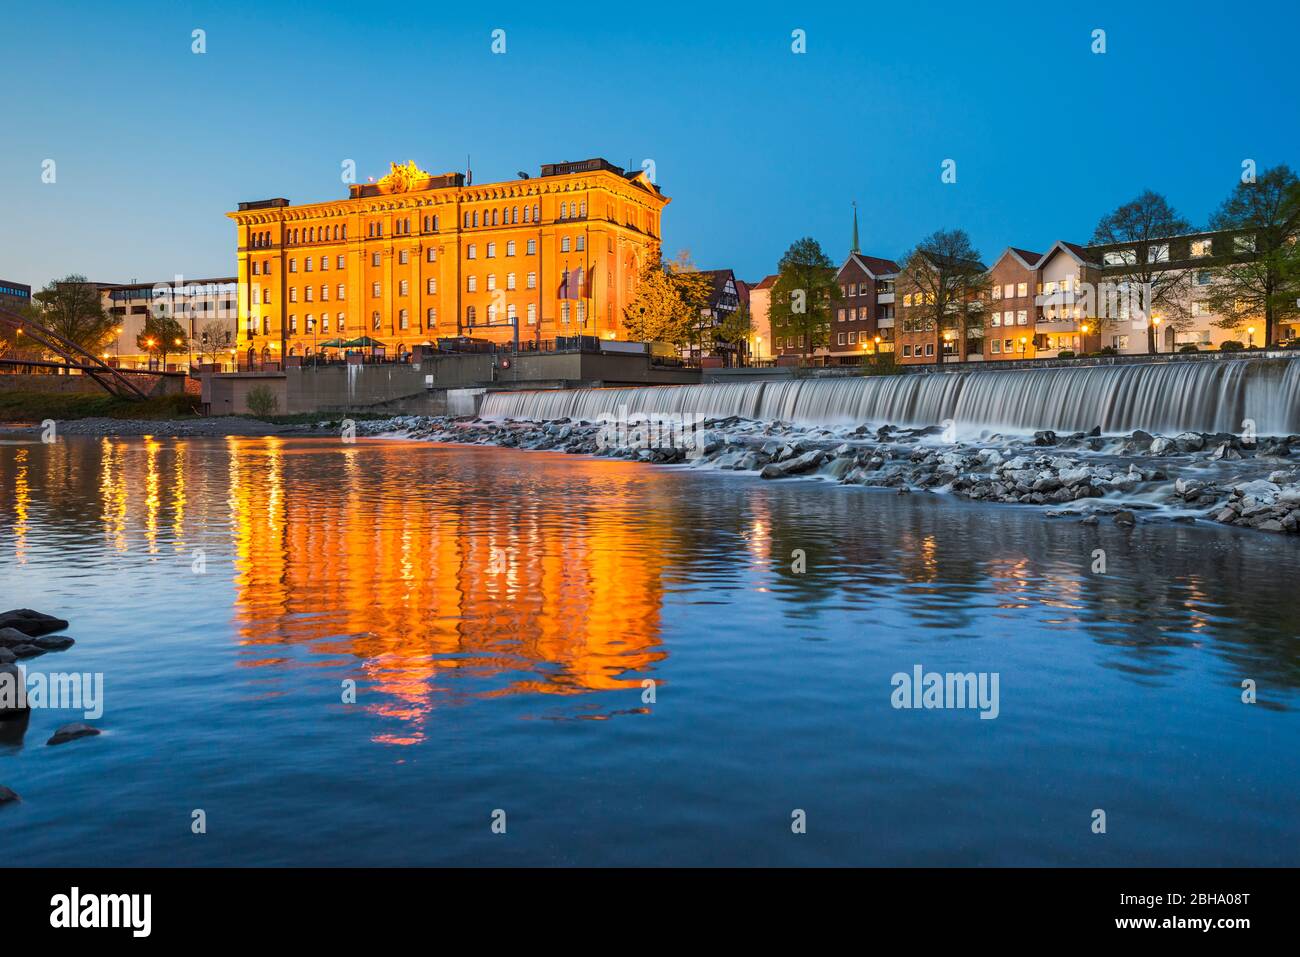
[1,436,1297,866]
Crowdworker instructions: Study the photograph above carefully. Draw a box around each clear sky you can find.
[2,0,1296,290]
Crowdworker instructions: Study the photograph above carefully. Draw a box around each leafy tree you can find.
[665,250,715,358]
[1091,190,1193,352]
[623,255,693,346]
[769,237,839,360]
[30,275,116,356]
[137,311,187,368]
[1205,165,1300,347]
[895,229,989,365]
[717,303,754,366]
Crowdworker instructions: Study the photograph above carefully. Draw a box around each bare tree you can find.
[1205,165,1300,347]
[1091,191,1193,353]
[895,230,989,365]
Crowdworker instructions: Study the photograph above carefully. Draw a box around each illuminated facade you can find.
[228,158,669,366]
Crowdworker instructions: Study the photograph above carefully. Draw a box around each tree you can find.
[895,229,989,365]
[623,255,693,346]
[769,237,839,361]
[717,303,754,366]
[137,311,187,369]
[1091,190,1194,353]
[246,384,279,417]
[665,250,714,358]
[1205,165,1300,347]
[30,275,116,356]
[197,319,234,365]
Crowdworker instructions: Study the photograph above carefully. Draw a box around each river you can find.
[2,435,1296,865]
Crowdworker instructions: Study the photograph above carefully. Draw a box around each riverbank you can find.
[0,391,200,423]
[359,413,1300,535]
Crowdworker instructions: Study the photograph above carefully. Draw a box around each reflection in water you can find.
[2,434,1298,866]
[222,438,669,743]
[2,435,1298,747]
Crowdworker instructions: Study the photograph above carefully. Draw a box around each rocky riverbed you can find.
[356,414,1300,535]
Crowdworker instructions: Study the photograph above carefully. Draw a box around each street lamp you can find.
[1248,326,1256,349]
[1019,335,1028,358]
[1152,314,1162,353]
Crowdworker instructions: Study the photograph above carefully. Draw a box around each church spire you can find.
[851,201,860,253]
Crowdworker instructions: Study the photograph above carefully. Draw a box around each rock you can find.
[31,635,74,652]
[1210,442,1241,461]
[0,609,69,637]
[46,723,101,746]
[825,456,856,481]
[1149,436,1176,455]
[0,785,19,805]
[0,627,38,648]
[0,648,14,664]
[1174,432,1206,453]
[759,450,824,479]
[1079,514,1100,525]
[1033,430,1058,446]
[1255,519,1285,533]
[1114,510,1137,528]
[1131,429,1154,443]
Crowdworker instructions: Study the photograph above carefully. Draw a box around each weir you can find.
[481,358,1300,435]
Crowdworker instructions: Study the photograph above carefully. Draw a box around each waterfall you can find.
[480,358,1300,435]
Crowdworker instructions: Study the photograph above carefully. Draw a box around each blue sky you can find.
[2,0,1297,290]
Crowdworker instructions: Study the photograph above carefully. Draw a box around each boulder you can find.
[760,450,825,479]
[1149,436,1176,455]
[46,723,101,747]
[0,609,69,637]
[1114,510,1137,528]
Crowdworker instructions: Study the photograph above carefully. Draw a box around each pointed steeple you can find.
[851,201,860,253]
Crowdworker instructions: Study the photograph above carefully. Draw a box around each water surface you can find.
[1,436,1296,865]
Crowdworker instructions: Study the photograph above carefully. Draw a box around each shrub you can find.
[1178,344,1199,353]
[1056,350,1076,359]
[1098,346,1119,356]
[245,384,279,417]
[1219,340,1244,352]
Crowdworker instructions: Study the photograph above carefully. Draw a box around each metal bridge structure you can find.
[0,304,148,399]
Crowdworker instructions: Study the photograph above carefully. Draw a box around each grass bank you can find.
[0,391,201,422]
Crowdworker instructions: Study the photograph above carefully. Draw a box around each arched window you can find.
[466,305,477,325]
[371,310,381,330]
[523,206,530,223]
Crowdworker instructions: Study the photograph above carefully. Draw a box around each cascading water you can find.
[481,358,1300,435]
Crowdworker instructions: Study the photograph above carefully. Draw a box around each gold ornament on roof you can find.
[377,160,431,193]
